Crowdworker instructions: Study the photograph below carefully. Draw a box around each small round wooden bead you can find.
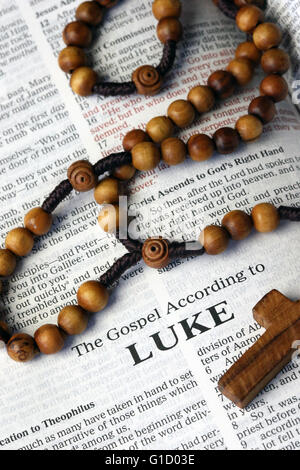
[253,23,282,51]
[187,85,215,113]
[251,203,279,233]
[70,67,98,96]
[142,238,170,269]
[123,129,150,151]
[98,204,120,232]
[260,74,288,102]
[222,210,253,240]
[0,322,11,343]
[34,325,65,355]
[63,21,92,47]
[157,17,183,43]
[58,305,89,335]
[188,134,215,161]
[132,65,162,96]
[24,207,52,236]
[146,116,174,143]
[5,228,34,257]
[167,100,196,128]
[236,5,264,33]
[7,334,38,362]
[213,127,240,154]
[113,164,136,180]
[236,115,263,142]
[207,70,236,99]
[235,41,262,64]
[152,0,181,20]
[0,249,16,277]
[261,48,290,75]
[76,1,104,25]
[77,281,109,312]
[227,58,254,86]
[68,160,97,192]
[58,46,86,73]
[94,177,119,204]
[131,142,161,171]
[161,137,186,165]
[248,96,276,124]
[199,225,229,255]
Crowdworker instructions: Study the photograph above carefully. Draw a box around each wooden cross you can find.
[218,290,300,409]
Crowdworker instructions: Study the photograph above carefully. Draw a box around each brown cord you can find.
[99,251,142,288]
[156,40,177,77]
[93,151,132,176]
[278,206,300,221]
[215,0,238,19]
[42,179,72,214]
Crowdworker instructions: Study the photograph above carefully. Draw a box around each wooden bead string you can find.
[58,0,183,97]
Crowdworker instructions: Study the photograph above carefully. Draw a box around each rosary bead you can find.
[7,333,39,362]
[68,160,97,191]
[34,325,65,355]
[76,1,104,26]
[24,207,52,236]
[157,18,183,43]
[58,46,86,73]
[261,48,290,75]
[0,322,10,343]
[142,237,170,269]
[236,5,264,33]
[207,70,236,100]
[0,249,16,277]
[131,142,161,171]
[146,116,174,143]
[161,137,186,165]
[199,225,229,255]
[97,0,118,6]
[167,100,196,128]
[77,281,109,312]
[5,228,34,257]
[222,210,253,240]
[235,41,262,65]
[123,129,150,151]
[213,127,240,154]
[70,67,98,96]
[253,23,282,51]
[113,164,136,180]
[260,74,288,102]
[63,21,92,47]
[236,115,263,142]
[132,65,163,96]
[98,204,120,232]
[248,96,276,123]
[152,0,181,20]
[188,134,215,161]
[251,203,279,233]
[58,305,89,335]
[94,177,119,204]
[187,85,215,113]
[227,58,254,86]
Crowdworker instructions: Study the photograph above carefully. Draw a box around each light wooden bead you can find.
[199,225,229,255]
[251,203,279,233]
[248,96,276,124]
[167,100,195,128]
[94,177,119,204]
[260,74,288,102]
[213,127,240,154]
[161,137,186,165]
[68,160,97,191]
[131,142,161,171]
[98,204,120,232]
[76,1,104,25]
[34,325,65,355]
[146,116,174,143]
[222,210,253,240]
[227,58,254,86]
[236,115,263,142]
[236,5,264,33]
[123,129,150,151]
[0,249,17,277]
[235,41,262,64]
[63,21,92,47]
[7,334,38,362]
[157,18,182,43]
[253,23,282,51]
[113,164,136,180]
[58,305,89,335]
[207,70,236,99]
[24,207,52,236]
[70,67,98,96]
[58,46,86,73]
[187,85,215,113]
[188,134,215,161]
[132,65,163,96]
[77,281,109,312]
[261,48,290,75]
[152,0,181,20]
[5,228,34,257]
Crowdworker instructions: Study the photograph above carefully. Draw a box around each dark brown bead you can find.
[161,137,186,165]
[260,74,288,102]
[222,210,253,240]
[142,238,170,269]
[70,67,98,96]
[261,48,290,75]
[199,225,229,255]
[123,129,150,151]
[248,96,276,124]
[235,41,262,64]
[152,0,181,20]
[58,46,86,73]
[132,65,163,96]
[76,1,104,26]
[113,164,136,180]
[67,160,97,192]
[63,21,92,47]
[0,322,11,344]
[24,207,52,236]
[34,325,65,355]
[188,134,215,161]
[157,17,183,43]
[97,0,118,6]
[0,249,16,277]
[213,128,240,154]
[7,333,39,362]
[207,70,236,99]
